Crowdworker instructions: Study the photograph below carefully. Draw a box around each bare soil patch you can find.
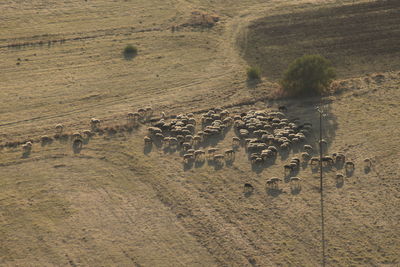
[240,0,400,80]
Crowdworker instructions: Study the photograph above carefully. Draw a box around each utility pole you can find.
[317,106,326,267]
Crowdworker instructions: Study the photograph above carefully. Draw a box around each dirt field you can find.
[1,0,399,266]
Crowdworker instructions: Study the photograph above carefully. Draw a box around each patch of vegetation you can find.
[247,66,261,81]
[281,55,336,96]
[123,45,138,59]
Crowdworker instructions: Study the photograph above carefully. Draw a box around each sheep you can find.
[290,177,301,190]
[145,106,153,117]
[244,183,254,194]
[322,156,334,167]
[144,136,152,145]
[182,142,192,151]
[268,146,278,155]
[169,137,178,147]
[137,108,146,117]
[184,135,193,143]
[183,153,194,164]
[310,157,320,166]
[284,164,293,176]
[22,141,33,152]
[304,144,313,153]
[41,135,53,144]
[232,137,241,149]
[90,118,101,129]
[82,130,93,137]
[224,149,235,161]
[55,123,64,134]
[194,150,205,161]
[345,161,355,172]
[336,173,344,181]
[213,154,225,165]
[176,135,184,144]
[207,147,218,159]
[161,111,166,119]
[266,178,281,190]
[301,152,311,161]
[71,132,82,140]
[364,158,372,170]
[335,153,346,165]
[72,138,83,150]
[192,135,202,146]
[278,106,287,112]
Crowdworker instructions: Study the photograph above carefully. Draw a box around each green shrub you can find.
[247,66,261,80]
[281,55,336,95]
[123,45,138,58]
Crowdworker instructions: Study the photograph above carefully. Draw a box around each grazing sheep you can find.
[301,152,311,161]
[182,142,192,151]
[72,132,82,140]
[41,135,52,143]
[207,147,218,159]
[72,138,83,150]
[82,130,93,137]
[244,183,254,194]
[336,173,344,181]
[137,108,146,117]
[290,177,301,190]
[335,153,346,165]
[90,118,101,129]
[364,158,372,170]
[22,141,33,152]
[345,161,355,172]
[268,146,278,155]
[184,135,193,143]
[322,156,334,167]
[232,137,240,148]
[224,149,235,160]
[161,111,166,119]
[304,144,313,153]
[310,157,320,166]
[284,164,293,176]
[144,136,152,145]
[278,106,287,112]
[183,153,194,164]
[213,154,225,165]
[55,123,64,134]
[145,106,153,117]
[194,150,205,161]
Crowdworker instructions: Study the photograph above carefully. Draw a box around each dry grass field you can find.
[1,0,399,266]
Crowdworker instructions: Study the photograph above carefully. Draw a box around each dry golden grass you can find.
[1,0,399,266]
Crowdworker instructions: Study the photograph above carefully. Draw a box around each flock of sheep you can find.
[143,107,372,194]
[13,104,372,195]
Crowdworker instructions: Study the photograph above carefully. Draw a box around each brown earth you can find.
[1,0,399,266]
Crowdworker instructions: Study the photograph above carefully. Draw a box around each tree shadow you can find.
[246,78,261,89]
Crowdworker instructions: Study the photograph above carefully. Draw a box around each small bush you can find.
[247,66,261,80]
[123,45,137,59]
[281,55,336,95]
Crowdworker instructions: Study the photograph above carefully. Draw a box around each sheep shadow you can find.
[82,137,90,145]
[183,162,194,171]
[21,151,31,158]
[364,167,371,174]
[143,145,152,155]
[336,179,344,188]
[279,151,289,161]
[266,188,283,197]
[290,186,301,195]
[194,160,205,168]
[72,144,82,154]
[346,169,354,177]
[41,139,53,147]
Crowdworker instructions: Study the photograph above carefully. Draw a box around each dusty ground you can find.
[0,0,399,266]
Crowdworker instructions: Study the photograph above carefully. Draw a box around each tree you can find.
[281,55,336,95]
